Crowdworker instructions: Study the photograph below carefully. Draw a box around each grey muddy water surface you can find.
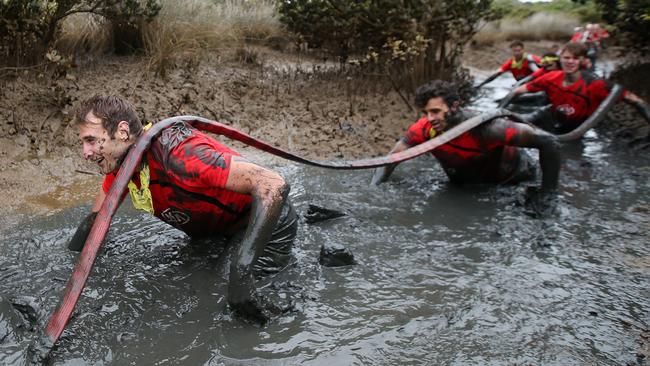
[1,70,649,365]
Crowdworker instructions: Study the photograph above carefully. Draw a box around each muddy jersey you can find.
[499,54,541,80]
[402,114,522,184]
[102,122,253,237]
[525,70,625,132]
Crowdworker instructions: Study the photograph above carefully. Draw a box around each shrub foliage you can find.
[594,0,650,53]
[0,0,161,66]
[278,0,496,99]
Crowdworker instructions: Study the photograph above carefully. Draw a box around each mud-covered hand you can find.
[522,185,558,218]
[68,211,97,251]
[227,272,278,325]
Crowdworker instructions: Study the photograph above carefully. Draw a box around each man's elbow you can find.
[278,178,290,199]
[267,174,290,203]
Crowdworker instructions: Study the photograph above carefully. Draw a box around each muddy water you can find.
[1,73,649,365]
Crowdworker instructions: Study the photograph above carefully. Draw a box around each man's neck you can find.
[116,142,138,172]
[564,70,581,85]
[444,109,466,130]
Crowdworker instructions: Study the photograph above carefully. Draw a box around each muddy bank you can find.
[0,42,648,227]
[0,48,414,226]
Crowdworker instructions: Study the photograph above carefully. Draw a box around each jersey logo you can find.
[556,104,575,116]
[160,208,190,226]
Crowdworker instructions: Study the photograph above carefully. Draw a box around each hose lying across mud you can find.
[43,109,517,350]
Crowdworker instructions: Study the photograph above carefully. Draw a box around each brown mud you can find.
[0,41,648,227]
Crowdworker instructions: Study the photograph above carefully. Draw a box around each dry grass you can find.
[474,12,579,45]
[56,13,113,57]
[142,0,285,76]
[54,0,285,75]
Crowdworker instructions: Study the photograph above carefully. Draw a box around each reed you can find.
[474,12,578,45]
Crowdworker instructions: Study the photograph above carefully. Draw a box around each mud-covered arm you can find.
[476,70,504,89]
[225,158,289,323]
[67,188,106,251]
[370,139,412,185]
[485,119,561,191]
[513,74,534,88]
[622,92,650,123]
[498,84,530,108]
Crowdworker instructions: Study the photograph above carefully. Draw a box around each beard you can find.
[99,143,134,175]
[443,109,464,130]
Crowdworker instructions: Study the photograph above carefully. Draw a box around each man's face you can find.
[78,112,130,174]
[542,59,559,71]
[511,46,524,60]
[423,97,452,133]
[560,50,582,74]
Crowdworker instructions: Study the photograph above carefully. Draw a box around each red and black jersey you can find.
[402,115,522,184]
[525,70,625,131]
[102,122,252,237]
[528,67,548,81]
[499,54,541,80]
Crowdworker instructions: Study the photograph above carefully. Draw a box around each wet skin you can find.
[225,158,290,324]
[560,51,582,84]
[78,112,133,175]
[511,45,524,62]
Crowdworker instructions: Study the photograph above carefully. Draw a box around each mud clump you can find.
[319,242,356,267]
[304,204,347,224]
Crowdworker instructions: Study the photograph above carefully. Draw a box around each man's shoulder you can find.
[579,70,605,86]
[156,121,195,150]
[527,53,541,63]
[458,108,480,119]
[408,116,430,128]
[532,70,563,85]
[541,70,563,79]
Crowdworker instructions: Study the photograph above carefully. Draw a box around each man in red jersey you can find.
[371,80,560,198]
[508,42,650,134]
[476,41,542,88]
[68,95,297,324]
[525,53,561,82]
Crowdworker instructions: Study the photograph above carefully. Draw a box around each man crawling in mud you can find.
[371,80,561,199]
[68,95,297,324]
[507,42,650,134]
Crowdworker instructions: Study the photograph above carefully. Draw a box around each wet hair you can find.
[560,42,587,58]
[74,95,143,138]
[414,80,460,109]
[509,40,524,49]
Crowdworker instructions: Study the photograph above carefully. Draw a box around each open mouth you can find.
[92,156,105,167]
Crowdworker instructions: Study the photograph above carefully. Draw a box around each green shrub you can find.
[278,0,496,100]
[595,0,650,53]
[0,0,161,67]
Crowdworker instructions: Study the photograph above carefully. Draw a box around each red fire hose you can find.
[44,110,513,347]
